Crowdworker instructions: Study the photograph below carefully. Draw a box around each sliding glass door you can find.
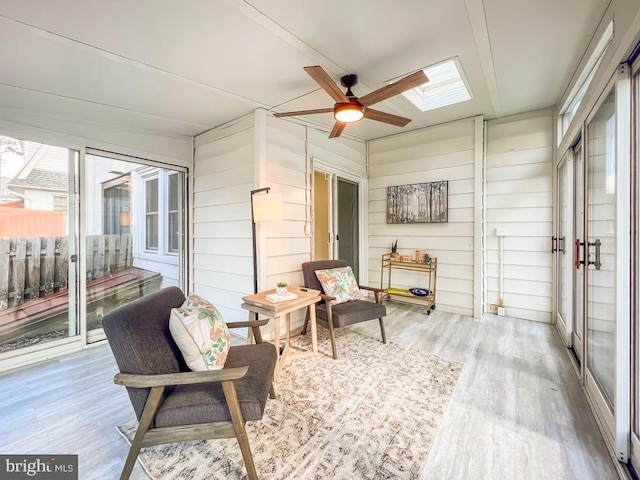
[83,151,186,343]
[0,136,79,356]
[585,90,617,414]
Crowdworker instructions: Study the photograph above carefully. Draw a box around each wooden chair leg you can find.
[120,386,165,480]
[222,381,258,480]
[327,320,338,360]
[379,318,387,344]
[301,309,310,335]
[269,383,277,399]
[251,325,263,344]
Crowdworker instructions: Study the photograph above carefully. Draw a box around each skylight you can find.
[397,58,472,112]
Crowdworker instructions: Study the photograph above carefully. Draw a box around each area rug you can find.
[118,328,462,480]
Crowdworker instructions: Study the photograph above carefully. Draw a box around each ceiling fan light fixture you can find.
[334,101,364,123]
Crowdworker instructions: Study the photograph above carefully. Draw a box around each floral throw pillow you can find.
[169,294,231,371]
[315,266,363,305]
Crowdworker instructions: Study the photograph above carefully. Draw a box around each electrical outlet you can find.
[497,306,506,317]
[489,304,497,312]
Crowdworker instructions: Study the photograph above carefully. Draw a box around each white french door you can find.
[555,152,572,347]
[572,68,632,461]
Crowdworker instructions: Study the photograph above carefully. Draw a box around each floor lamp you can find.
[251,187,284,298]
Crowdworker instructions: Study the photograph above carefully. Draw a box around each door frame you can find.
[311,157,368,284]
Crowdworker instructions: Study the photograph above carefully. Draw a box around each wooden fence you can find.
[0,234,133,310]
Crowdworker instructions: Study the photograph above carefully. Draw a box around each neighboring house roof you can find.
[0,194,22,204]
[6,169,68,191]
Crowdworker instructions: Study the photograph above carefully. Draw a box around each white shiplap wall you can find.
[265,118,309,289]
[368,119,477,316]
[192,113,367,335]
[485,109,554,323]
[192,115,255,323]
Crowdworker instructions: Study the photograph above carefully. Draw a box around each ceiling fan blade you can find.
[364,108,412,127]
[273,108,334,118]
[329,122,346,138]
[359,70,428,107]
[304,66,349,103]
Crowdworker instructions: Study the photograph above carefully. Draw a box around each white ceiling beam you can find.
[464,0,501,116]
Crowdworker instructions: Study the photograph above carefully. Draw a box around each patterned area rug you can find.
[118,329,462,480]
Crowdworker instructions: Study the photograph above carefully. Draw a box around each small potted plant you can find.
[276,281,288,296]
[390,239,400,260]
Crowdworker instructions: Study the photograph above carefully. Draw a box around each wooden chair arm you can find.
[359,285,385,293]
[225,319,269,330]
[359,285,386,303]
[114,366,249,388]
[320,293,336,302]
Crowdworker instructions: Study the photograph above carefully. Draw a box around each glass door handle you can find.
[558,236,565,253]
[587,239,602,270]
[551,236,557,253]
[574,239,585,269]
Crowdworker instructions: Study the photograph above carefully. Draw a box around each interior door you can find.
[312,170,361,279]
[336,178,359,278]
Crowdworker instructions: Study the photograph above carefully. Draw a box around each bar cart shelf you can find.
[380,253,438,314]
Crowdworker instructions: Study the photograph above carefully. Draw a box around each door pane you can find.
[337,178,359,278]
[84,154,184,339]
[558,158,569,325]
[0,136,78,353]
[586,90,616,408]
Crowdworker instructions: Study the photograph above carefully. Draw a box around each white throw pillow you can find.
[315,266,363,305]
[169,294,231,371]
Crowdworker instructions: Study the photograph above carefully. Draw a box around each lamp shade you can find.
[334,101,365,123]
[252,193,283,222]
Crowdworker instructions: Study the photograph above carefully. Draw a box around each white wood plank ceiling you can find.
[0,0,610,140]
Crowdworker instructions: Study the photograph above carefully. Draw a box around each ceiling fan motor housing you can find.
[340,74,358,89]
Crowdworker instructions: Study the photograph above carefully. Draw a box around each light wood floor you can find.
[0,302,621,480]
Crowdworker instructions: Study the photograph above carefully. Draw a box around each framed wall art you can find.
[386,181,448,224]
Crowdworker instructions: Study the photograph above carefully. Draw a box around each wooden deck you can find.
[0,266,162,336]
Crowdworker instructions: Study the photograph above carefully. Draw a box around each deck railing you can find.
[0,234,133,310]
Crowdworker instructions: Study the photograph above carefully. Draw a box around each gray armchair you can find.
[301,260,387,359]
[102,286,277,480]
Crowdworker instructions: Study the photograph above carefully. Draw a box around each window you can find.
[559,20,614,142]
[52,195,67,212]
[145,177,159,251]
[103,175,130,235]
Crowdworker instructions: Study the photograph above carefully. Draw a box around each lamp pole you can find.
[250,187,271,296]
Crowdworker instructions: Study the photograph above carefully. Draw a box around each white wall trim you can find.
[614,62,631,462]
[473,115,484,317]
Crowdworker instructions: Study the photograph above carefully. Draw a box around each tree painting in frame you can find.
[386,181,448,224]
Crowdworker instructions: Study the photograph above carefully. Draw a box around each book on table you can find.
[265,291,298,303]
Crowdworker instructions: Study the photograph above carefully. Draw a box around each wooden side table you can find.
[241,286,321,381]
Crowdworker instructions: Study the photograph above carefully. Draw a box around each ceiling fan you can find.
[273,66,428,138]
